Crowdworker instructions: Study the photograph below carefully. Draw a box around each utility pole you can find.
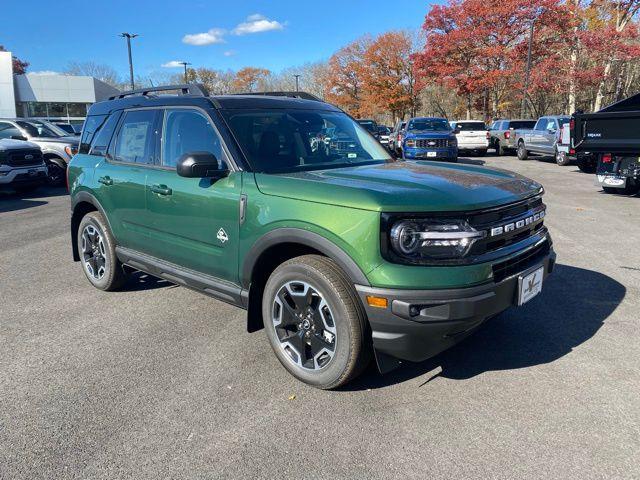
[179,61,192,83]
[521,19,535,117]
[293,74,301,92]
[119,33,138,91]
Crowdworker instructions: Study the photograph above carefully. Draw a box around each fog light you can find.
[366,296,388,308]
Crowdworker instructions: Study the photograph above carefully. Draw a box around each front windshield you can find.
[223,109,392,173]
[407,118,450,132]
[16,120,66,138]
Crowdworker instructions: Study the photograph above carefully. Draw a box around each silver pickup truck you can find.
[514,115,571,165]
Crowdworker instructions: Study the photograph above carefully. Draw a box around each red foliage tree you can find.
[0,45,29,74]
[414,0,570,119]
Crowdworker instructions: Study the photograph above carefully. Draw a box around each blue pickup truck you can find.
[401,117,458,161]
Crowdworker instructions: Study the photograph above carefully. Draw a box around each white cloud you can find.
[223,50,236,57]
[232,14,285,35]
[182,28,225,46]
[27,70,60,75]
[161,60,185,68]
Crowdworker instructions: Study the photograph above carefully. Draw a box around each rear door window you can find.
[113,110,159,165]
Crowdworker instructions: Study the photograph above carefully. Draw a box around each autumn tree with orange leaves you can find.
[233,67,271,92]
[324,32,422,121]
[413,0,570,120]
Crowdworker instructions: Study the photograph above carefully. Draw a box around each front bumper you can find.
[356,245,556,365]
[403,147,458,160]
[0,165,48,186]
[458,141,489,151]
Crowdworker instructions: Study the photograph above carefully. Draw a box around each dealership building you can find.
[0,50,120,122]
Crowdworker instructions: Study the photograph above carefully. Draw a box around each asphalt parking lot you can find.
[1,154,639,479]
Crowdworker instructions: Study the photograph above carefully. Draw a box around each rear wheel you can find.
[262,255,370,389]
[77,211,128,291]
[517,141,528,160]
[555,147,570,166]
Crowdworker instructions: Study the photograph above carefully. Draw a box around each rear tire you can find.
[517,141,528,160]
[555,147,570,166]
[262,255,370,389]
[77,211,128,291]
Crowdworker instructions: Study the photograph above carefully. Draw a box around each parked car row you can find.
[0,118,79,191]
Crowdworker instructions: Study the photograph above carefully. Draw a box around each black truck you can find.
[573,92,640,194]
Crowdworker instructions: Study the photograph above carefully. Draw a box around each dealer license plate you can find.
[603,176,626,187]
[518,266,544,306]
[426,151,437,157]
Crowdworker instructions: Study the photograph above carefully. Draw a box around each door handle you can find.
[98,176,113,186]
[150,184,172,196]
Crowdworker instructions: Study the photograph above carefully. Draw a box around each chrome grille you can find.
[5,150,43,167]
[415,138,450,148]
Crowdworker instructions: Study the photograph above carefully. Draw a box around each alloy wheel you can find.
[271,281,337,371]
[81,224,107,280]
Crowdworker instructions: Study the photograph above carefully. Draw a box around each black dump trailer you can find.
[572,92,640,194]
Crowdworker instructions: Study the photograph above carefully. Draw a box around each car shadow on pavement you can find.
[123,271,177,291]
[0,186,67,213]
[344,264,625,390]
[456,157,486,166]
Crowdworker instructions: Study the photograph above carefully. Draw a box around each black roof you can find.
[88,83,340,116]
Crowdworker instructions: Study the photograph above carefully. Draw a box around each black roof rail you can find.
[108,83,209,100]
[234,91,324,102]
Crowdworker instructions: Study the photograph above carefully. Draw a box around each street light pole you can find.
[293,74,300,92]
[179,61,192,83]
[521,19,535,118]
[119,33,138,91]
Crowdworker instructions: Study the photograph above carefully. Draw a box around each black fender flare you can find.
[241,228,370,288]
[70,192,113,261]
[43,154,67,169]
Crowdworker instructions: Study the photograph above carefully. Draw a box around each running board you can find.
[115,246,248,308]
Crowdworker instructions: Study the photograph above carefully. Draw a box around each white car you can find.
[450,120,489,156]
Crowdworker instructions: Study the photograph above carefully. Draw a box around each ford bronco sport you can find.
[69,84,555,389]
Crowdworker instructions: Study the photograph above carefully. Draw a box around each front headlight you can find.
[405,139,416,148]
[388,219,485,261]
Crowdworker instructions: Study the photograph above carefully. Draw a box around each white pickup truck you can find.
[514,115,572,165]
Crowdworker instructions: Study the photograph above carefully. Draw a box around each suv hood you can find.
[0,138,41,152]
[254,161,542,212]
[29,136,79,145]
[405,131,452,139]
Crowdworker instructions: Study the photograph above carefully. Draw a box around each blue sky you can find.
[2,0,431,78]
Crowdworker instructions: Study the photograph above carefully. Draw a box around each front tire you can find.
[262,255,370,389]
[45,158,66,186]
[517,141,528,160]
[77,211,128,291]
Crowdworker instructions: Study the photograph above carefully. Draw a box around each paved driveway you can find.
[1,155,638,479]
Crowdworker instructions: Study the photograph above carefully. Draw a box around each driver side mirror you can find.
[11,135,28,141]
[176,152,228,179]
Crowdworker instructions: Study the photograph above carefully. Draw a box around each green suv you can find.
[69,85,555,389]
